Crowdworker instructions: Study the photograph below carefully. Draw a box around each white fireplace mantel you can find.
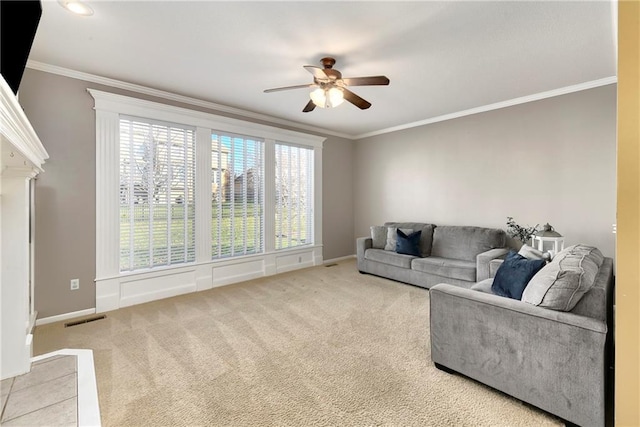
[1,74,49,380]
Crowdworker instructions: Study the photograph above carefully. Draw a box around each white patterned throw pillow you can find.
[521,244,604,311]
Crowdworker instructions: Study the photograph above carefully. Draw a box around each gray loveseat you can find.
[430,246,614,427]
[357,222,509,288]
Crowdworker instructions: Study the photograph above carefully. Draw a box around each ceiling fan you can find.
[264,57,390,112]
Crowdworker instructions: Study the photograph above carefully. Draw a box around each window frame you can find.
[90,89,324,312]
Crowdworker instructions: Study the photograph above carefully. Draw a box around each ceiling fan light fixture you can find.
[328,87,345,107]
[310,87,344,108]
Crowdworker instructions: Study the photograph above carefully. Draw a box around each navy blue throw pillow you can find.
[396,229,422,256]
[492,251,546,300]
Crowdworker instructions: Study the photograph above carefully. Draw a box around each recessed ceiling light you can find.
[58,0,94,16]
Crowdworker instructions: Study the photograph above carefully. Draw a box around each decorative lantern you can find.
[532,223,564,254]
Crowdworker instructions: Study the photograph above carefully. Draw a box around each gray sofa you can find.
[430,249,614,427]
[357,222,509,288]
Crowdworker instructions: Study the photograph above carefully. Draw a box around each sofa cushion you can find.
[384,227,413,251]
[570,257,613,321]
[385,222,435,257]
[411,256,476,282]
[396,229,422,256]
[370,225,387,249]
[522,244,604,311]
[491,251,546,300]
[365,248,415,269]
[431,226,506,262]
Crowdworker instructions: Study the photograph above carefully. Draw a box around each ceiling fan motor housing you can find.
[320,57,336,68]
[319,57,341,80]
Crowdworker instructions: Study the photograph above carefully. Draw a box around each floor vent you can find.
[325,263,338,267]
[64,315,106,328]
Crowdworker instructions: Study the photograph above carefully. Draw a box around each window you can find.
[119,116,196,271]
[92,89,325,312]
[211,132,264,258]
[275,143,314,250]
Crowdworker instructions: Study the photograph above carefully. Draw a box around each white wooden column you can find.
[1,167,37,380]
[93,107,121,312]
[312,144,323,266]
[195,126,212,290]
[263,140,276,275]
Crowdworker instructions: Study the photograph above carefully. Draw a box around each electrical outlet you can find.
[298,256,302,263]
[70,279,79,290]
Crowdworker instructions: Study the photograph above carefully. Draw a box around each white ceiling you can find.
[28,0,617,139]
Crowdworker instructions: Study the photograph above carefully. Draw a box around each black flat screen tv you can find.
[1,0,42,95]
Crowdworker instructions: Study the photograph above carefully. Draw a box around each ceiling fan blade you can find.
[342,76,390,86]
[304,65,330,80]
[264,83,316,93]
[342,88,371,110]
[302,100,316,113]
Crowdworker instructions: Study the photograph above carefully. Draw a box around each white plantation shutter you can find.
[211,132,264,258]
[119,116,196,271]
[275,143,314,250]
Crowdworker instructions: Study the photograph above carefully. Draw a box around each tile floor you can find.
[1,355,78,426]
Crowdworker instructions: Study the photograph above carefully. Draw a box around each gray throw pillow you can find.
[384,227,413,251]
[419,224,435,257]
[521,244,604,311]
[370,226,387,249]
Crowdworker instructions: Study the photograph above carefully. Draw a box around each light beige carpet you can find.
[34,259,563,427]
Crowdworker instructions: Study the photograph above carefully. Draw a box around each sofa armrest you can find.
[430,283,606,333]
[430,283,608,426]
[356,237,372,261]
[356,237,373,272]
[489,259,504,278]
[476,248,509,281]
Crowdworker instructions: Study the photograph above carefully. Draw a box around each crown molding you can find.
[27,61,616,142]
[26,60,352,140]
[354,76,618,140]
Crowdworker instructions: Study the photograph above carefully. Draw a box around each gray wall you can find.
[322,137,355,261]
[19,68,355,318]
[354,84,617,258]
[20,70,97,319]
[20,68,615,318]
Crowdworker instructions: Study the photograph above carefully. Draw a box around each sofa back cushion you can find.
[521,244,604,312]
[570,257,613,321]
[384,222,434,257]
[431,226,506,261]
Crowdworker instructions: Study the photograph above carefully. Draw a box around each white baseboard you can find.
[35,308,96,326]
[323,254,356,264]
